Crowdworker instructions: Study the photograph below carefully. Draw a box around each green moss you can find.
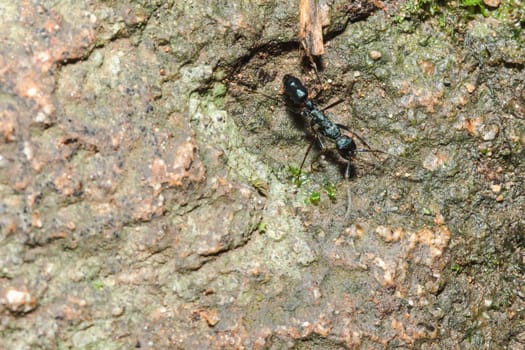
[394,0,525,29]
[249,176,269,196]
[451,263,462,273]
[393,0,445,23]
[323,182,337,203]
[289,166,308,187]
[212,82,227,98]
[257,222,267,234]
[308,191,321,205]
[92,280,104,290]
[459,0,490,17]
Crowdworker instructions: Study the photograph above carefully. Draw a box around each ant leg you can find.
[232,80,284,104]
[318,80,354,112]
[308,139,327,173]
[321,99,345,112]
[297,137,316,184]
[344,160,352,219]
[354,152,382,165]
[311,59,323,88]
[297,132,326,184]
[345,181,352,218]
[336,124,387,164]
[344,158,352,179]
[307,123,328,173]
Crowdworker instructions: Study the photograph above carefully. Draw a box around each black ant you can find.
[282,74,384,216]
[283,75,381,176]
[230,72,390,216]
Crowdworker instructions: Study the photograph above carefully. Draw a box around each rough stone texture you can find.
[0,0,524,349]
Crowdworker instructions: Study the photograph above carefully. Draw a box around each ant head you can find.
[283,74,301,87]
[336,135,357,160]
[283,75,309,106]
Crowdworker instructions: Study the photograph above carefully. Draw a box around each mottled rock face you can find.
[1,1,524,349]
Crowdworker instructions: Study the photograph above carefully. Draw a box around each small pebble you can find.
[111,305,125,317]
[434,213,445,225]
[369,50,382,60]
[491,184,501,193]
[4,288,37,313]
[200,309,220,326]
[483,0,500,8]
[481,124,499,141]
[465,83,476,93]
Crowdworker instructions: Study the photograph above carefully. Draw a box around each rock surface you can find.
[0,1,523,349]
